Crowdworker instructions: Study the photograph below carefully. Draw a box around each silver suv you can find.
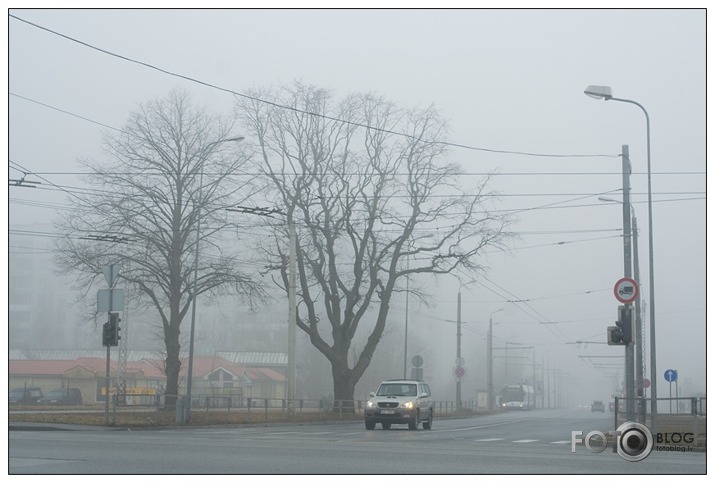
[364,379,434,430]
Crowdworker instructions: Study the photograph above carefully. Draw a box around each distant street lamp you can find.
[585,85,657,431]
[185,135,244,422]
[487,308,504,411]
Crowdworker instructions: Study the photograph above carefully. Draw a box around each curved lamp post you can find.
[585,85,657,431]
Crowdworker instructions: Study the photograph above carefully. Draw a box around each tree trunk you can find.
[332,362,356,413]
[163,325,181,409]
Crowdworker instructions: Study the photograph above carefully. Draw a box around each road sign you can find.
[454,366,465,378]
[411,355,424,367]
[642,378,651,389]
[102,264,121,288]
[614,277,639,304]
[455,357,465,367]
[664,369,678,383]
[97,289,124,312]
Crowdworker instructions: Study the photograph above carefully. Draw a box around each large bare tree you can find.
[55,89,261,405]
[237,83,512,405]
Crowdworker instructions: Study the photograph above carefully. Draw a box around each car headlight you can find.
[400,401,414,409]
[366,400,376,408]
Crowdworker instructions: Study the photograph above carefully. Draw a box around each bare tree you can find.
[237,83,512,405]
[55,89,261,406]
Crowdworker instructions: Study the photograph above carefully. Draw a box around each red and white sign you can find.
[454,366,465,378]
[614,277,639,304]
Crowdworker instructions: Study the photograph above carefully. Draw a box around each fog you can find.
[6,8,707,406]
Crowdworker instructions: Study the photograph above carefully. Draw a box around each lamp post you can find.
[487,308,504,411]
[185,136,244,422]
[585,85,657,432]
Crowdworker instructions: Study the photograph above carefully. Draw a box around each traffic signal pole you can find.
[104,271,114,426]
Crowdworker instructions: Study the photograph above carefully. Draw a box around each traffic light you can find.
[607,305,633,346]
[616,305,633,344]
[102,321,113,346]
[102,313,121,347]
[607,325,624,345]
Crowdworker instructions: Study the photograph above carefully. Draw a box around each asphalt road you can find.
[9,408,705,474]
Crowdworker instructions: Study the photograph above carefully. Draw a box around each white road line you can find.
[512,439,539,443]
[551,440,572,444]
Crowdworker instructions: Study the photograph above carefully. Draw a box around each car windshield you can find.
[376,383,417,397]
[46,390,66,398]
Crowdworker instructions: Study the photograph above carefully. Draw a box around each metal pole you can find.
[104,266,114,426]
[621,145,635,422]
[404,256,409,379]
[186,162,205,424]
[632,214,645,422]
[487,316,493,411]
[288,220,297,410]
[456,290,461,411]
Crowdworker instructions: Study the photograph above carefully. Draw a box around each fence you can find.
[151,395,480,423]
[613,396,706,447]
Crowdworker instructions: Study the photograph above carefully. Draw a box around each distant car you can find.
[9,387,43,405]
[364,380,434,430]
[591,400,605,412]
[38,388,83,405]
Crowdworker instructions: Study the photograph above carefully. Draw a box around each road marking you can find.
[475,438,504,442]
[551,440,572,444]
[513,439,539,443]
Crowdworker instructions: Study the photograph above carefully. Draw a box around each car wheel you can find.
[408,411,419,430]
[423,410,433,430]
[365,420,375,430]
[381,423,391,430]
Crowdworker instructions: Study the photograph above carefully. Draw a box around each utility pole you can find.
[622,145,636,422]
[288,220,297,411]
[456,290,462,411]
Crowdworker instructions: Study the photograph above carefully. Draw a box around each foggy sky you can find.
[6,7,707,402]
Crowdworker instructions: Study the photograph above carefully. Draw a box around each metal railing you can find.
[613,396,707,447]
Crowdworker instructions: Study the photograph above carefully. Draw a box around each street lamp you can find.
[585,85,657,431]
[185,135,244,422]
[487,308,504,411]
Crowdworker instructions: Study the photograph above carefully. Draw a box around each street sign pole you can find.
[101,264,120,426]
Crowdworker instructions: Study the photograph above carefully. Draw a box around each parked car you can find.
[9,387,43,404]
[591,400,605,412]
[38,388,83,405]
[364,379,434,430]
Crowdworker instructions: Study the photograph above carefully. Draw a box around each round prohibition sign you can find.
[614,277,639,304]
